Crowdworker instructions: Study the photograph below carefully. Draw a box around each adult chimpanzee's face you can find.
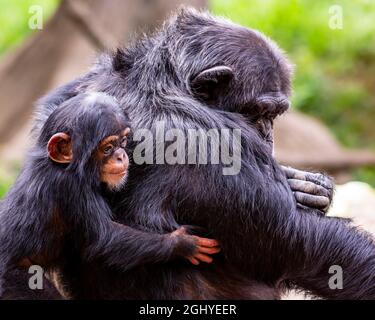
[176,14,293,149]
[96,128,131,190]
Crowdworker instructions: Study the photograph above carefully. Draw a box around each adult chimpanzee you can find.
[32,8,375,299]
[0,92,220,299]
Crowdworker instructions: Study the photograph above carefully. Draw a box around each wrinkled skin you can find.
[282,166,334,215]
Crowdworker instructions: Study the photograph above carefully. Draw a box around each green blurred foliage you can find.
[0,0,58,197]
[211,0,375,148]
[0,179,12,198]
[354,167,375,187]
[0,0,59,55]
[0,162,20,199]
[211,0,375,185]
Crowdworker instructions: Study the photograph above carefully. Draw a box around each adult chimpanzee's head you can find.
[39,92,131,190]
[170,8,293,148]
[113,8,292,150]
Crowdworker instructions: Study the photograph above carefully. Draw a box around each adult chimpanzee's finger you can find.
[194,237,219,247]
[282,166,333,191]
[198,246,221,255]
[194,254,213,264]
[288,179,329,197]
[294,192,330,209]
[303,173,333,191]
[282,166,304,179]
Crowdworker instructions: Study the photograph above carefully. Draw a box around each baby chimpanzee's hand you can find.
[170,226,220,265]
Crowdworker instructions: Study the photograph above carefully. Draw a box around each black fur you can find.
[24,8,375,299]
[0,92,200,299]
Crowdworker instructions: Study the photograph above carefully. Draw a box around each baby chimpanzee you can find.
[0,92,219,299]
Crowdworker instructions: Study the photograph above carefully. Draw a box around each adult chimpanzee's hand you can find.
[281,166,334,215]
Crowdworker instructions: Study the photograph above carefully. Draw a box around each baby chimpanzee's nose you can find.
[115,149,126,162]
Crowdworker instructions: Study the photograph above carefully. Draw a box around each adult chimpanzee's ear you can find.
[190,66,234,102]
[47,133,73,164]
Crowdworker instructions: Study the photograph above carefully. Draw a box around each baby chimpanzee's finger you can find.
[188,257,200,265]
[194,253,213,264]
[197,246,221,255]
[194,237,219,247]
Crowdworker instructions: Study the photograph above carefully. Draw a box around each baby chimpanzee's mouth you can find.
[112,171,126,176]
[104,168,127,176]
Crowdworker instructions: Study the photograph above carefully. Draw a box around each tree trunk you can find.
[0,0,207,145]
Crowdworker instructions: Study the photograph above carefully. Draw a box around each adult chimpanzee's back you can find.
[34,8,375,299]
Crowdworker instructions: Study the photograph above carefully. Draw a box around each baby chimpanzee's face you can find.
[47,127,131,191]
[96,128,131,190]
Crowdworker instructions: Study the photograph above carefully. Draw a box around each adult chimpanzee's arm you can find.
[237,166,375,299]
[276,168,375,298]
[198,165,374,299]
[287,212,375,299]
[166,120,375,299]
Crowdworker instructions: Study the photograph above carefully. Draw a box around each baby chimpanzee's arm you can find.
[85,222,220,271]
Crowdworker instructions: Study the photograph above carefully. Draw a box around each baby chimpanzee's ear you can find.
[47,133,73,164]
[190,66,234,103]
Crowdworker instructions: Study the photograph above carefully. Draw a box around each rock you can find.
[329,181,375,234]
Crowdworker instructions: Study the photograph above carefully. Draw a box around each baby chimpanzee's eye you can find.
[103,145,114,155]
